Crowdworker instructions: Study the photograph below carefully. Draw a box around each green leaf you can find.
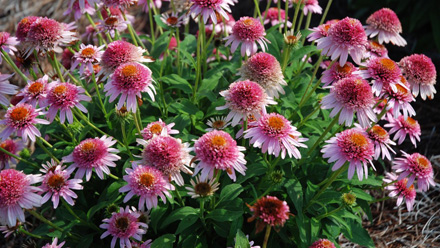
[149,207,168,233]
[206,209,243,222]
[234,230,251,248]
[75,234,94,248]
[285,179,303,212]
[151,234,176,248]
[160,206,198,229]
[342,220,374,248]
[161,74,192,94]
[151,31,171,59]
[218,184,243,205]
[153,14,170,29]
[175,214,199,234]
[350,188,374,201]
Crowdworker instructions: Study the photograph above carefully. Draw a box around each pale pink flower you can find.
[357,57,402,95]
[224,17,270,56]
[64,136,121,181]
[307,20,337,42]
[71,44,105,76]
[119,163,175,210]
[189,0,235,24]
[46,81,91,124]
[321,128,375,180]
[366,124,396,160]
[321,77,376,128]
[0,103,49,142]
[0,32,19,64]
[216,80,276,126]
[384,116,421,147]
[365,8,406,46]
[100,206,147,248]
[399,54,437,100]
[392,152,435,192]
[17,75,50,107]
[263,8,292,28]
[247,195,290,233]
[316,17,367,66]
[138,0,170,12]
[384,172,416,212]
[0,73,18,106]
[185,175,220,198]
[309,239,336,248]
[98,15,129,38]
[0,169,42,227]
[40,163,83,209]
[193,130,247,182]
[0,139,24,170]
[104,62,156,113]
[238,52,287,98]
[365,40,388,59]
[160,12,186,28]
[299,0,322,16]
[140,119,179,140]
[244,113,307,159]
[206,116,231,131]
[383,76,415,118]
[321,61,358,87]
[42,237,66,248]
[64,0,96,20]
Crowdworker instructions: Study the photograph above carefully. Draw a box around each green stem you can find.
[262,225,272,248]
[316,205,344,220]
[297,104,320,127]
[122,12,139,47]
[85,13,106,46]
[305,111,340,157]
[19,227,47,239]
[298,55,324,108]
[0,146,39,169]
[91,72,112,129]
[253,0,263,24]
[132,112,143,137]
[121,122,134,160]
[36,139,59,163]
[29,67,38,80]
[62,200,101,232]
[291,2,302,32]
[175,29,182,76]
[301,14,313,46]
[263,0,273,21]
[367,101,389,132]
[284,0,291,33]
[193,18,204,103]
[147,0,156,45]
[319,0,333,25]
[26,209,64,232]
[277,0,282,32]
[281,45,292,73]
[108,173,119,180]
[1,49,29,82]
[48,54,65,82]
[175,188,185,206]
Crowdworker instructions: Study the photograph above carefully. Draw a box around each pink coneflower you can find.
[399,54,437,100]
[299,0,322,16]
[206,116,230,131]
[321,62,358,87]
[366,124,396,160]
[24,17,77,56]
[247,195,290,233]
[64,0,96,20]
[224,16,270,56]
[130,240,153,248]
[160,12,186,28]
[71,44,105,76]
[104,62,156,113]
[138,0,170,12]
[321,128,375,180]
[42,237,66,248]
[140,119,179,140]
[0,73,18,106]
[46,81,91,124]
[365,8,406,46]
[384,173,416,211]
[392,152,435,192]
[244,112,307,159]
[138,135,192,186]
[185,175,220,198]
[82,24,99,44]
[100,40,153,76]
[0,32,19,64]
[100,206,147,248]
[16,16,39,42]
[238,52,287,98]
[40,163,83,209]
[321,77,376,128]
[317,17,367,66]
[0,169,42,226]
[0,139,23,170]
[61,48,74,69]
[17,75,49,107]
[216,80,276,126]
[357,57,402,95]
[193,130,247,182]
[263,8,292,28]
[119,163,175,210]
[98,15,129,38]
[365,40,388,59]
[189,0,234,24]
[307,20,337,42]
[64,136,121,181]
[384,77,415,118]
[384,116,421,147]
[0,103,49,142]
[309,239,336,248]
[102,0,137,10]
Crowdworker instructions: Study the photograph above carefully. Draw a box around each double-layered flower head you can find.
[64,136,121,181]
[98,15,129,38]
[0,139,23,170]
[263,8,292,28]
[307,20,337,42]
[138,0,170,12]
[0,73,18,106]
[17,75,49,107]
[100,206,147,248]
[0,103,49,142]
[399,54,437,100]
[102,0,137,9]
[0,169,42,226]
[247,195,290,233]
[140,135,192,186]
[64,0,96,20]
[384,116,421,147]
[321,128,375,180]
[392,152,435,192]
[358,57,402,95]
[225,17,269,56]
[302,0,322,16]
[16,16,39,42]
[193,130,247,182]
[317,17,367,66]
[0,32,18,64]
[217,80,276,126]
[40,163,83,208]
[365,8,406,46]
[321,77,376,128]
[384,172,416,211]
[71,44,105,75]
[365,40,388,58]
[104,62,156,113]
[141,119,179,140]
[367,124,395,160]
[47,81,91,124]
[120,163,175,210]
[321,62,357,87]
[244,113,307,159]
[384,77,415,118]
[239,52,287,98]
[309,239,337,248]
[189,0,234,24]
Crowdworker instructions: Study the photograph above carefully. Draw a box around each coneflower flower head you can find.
[42,237,66,248]
[309,239,336,248]
[384,116,421,147]
[189,0,235,24]
[263,8,292,28]
[365,40,388,58]
[317,17,367,66]
[392,152,435,192]
[367,124,396,160]
[365,8,406,46]
[64,0,96,20]
[247,195,290,233]
[384,172,416,211]
[206,116,230,131]
[16,16,39,42]
[307,20,337,42]
[217,80,276,126]
[298,0,322,16]
[0,73,18,106]
[239,52,287,98]
[0,139,23,170]
[141,119,179,140]
[98,15,129,38]
[185,175,220,198]
[102,0,137,10]
[224,17,269,56]
[384,77,415,118]
[399,54,437,100]
[321,62,358,87]
[0,32,18,64]
[17,75,50,108]
[71,44,105,76]
[358,57,402,95]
